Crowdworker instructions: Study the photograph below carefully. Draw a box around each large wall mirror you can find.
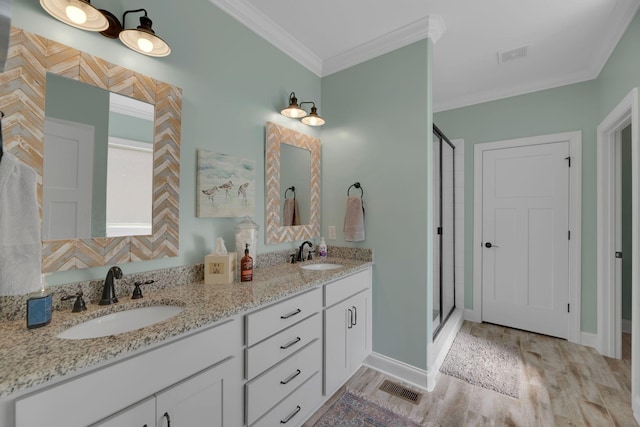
[0,27,182,272]
[265,121,320,244]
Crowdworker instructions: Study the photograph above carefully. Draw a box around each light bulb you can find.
[65,5,87,24]
[137,36,154,53]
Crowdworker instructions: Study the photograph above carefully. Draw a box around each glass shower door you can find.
[433,125,455,338]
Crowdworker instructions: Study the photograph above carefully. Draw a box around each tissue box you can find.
[204,253,237,285]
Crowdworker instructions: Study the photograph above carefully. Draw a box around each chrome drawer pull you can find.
[280,369,301,385]
[353,305,357,326]
[280,336,302,349]
[347,308,353,329]
[280,308,301,319]
[280,405,301,424]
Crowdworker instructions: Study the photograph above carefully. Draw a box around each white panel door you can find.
[43,118,94,240]
[482,141,569,338]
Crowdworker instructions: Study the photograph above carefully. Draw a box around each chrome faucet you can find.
[297,241,313,262]
[100,266,123,305]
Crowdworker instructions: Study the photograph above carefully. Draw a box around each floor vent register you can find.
[378,379,423,405]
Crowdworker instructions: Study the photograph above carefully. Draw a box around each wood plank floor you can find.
[305,321,636,427]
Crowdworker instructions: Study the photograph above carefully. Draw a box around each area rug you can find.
[312,391,423,426]
[439,328,522,398]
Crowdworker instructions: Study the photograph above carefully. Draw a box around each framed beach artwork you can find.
[197,150,256,218]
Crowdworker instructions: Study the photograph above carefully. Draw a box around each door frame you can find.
[471,131,582,344]
[597,89,638,367]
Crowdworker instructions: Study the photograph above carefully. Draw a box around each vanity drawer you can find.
[246,287,321,346]
[252,371,322,427]
[246,312,321,380]
[324,269,370,307]
[246,339,321,425]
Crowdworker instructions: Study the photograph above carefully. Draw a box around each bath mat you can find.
[311,391,423,426]
[439,327,522,398]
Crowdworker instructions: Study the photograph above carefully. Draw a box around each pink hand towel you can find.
[344,196,365,241]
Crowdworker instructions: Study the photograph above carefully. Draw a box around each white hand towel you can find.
[283,198,301,226]
[343,195,365,242]
[0,152,42,296]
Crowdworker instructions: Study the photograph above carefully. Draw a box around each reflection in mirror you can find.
[280,143,311,226]
[42,74,154,240]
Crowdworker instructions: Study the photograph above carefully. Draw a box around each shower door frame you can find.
[433,124,456,339]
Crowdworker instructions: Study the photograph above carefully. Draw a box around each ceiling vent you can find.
[498,45,529,64]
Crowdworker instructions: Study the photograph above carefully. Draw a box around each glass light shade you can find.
[281,106,307,118]
[301,107,325,126]
[119,29,171,57]
[281,93,307,118]
[40,0,109,31]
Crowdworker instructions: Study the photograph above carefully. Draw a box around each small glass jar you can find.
[235,216,259,268]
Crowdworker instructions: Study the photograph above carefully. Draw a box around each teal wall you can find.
[622,125,632,321]
[434,10,640,335]
[321,40,432,369]
[434,81,598,332]
[13,0,321,285]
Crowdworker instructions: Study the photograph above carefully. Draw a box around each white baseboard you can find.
[623,319,632,334]
[464,308,481,323]
[580,331,598,350]
[363,353,430,392]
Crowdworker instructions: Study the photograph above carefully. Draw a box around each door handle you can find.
[484,242,499,248]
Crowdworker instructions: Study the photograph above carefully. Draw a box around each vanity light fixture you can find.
[39,2,171,57]
[39,0,109,31]
[280,92,325,126]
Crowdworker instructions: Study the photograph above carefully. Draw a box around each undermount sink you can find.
[57,305,184,340]
[299,263,343,271]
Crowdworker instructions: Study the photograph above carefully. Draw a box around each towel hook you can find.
[285,186,296,199]
[347,182,363,198]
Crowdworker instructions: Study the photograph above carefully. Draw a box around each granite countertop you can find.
[0,257,372,398]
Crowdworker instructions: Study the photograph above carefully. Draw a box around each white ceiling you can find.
[210,0,640,112]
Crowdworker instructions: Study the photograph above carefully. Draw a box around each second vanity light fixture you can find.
[39,0,171,57]
[280,92,325,126]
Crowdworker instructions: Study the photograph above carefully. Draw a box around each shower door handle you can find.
[484,242,499,248]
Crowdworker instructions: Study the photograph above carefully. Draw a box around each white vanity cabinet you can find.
[245,288,323,426]
[91,397,155,427]
[323,269,372,396]
[14,318,243,427]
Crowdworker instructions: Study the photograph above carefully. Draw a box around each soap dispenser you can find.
[319,237,328,258]
[241,243,254,282]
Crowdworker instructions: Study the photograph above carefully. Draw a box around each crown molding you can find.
[433,67,598,113]
[109,93,155,121]
[210,0,445,78]
[588,0,640,81]
[209,0,323,76]
[322,14,446,76]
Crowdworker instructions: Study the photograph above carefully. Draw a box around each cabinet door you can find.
[324,300,350,395]
[91,397,155,427]
[347,291,369,375]
[156,356,242,427]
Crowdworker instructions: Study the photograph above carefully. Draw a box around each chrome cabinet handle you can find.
[163,412,171,427]
[281,308,301,319]
[352,305,357,326]
[280,369,301,385]
[280,405,301,424]
[347,308,353,329]
[280,336,301,349]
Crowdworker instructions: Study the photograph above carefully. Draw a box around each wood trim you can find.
[265,121,320,244]
[0,27,182,272]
